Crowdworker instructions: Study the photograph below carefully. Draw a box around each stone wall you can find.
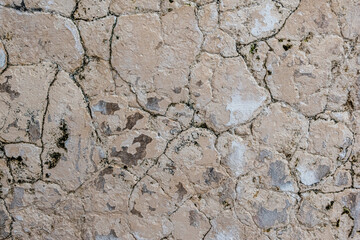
[0,0,360,239]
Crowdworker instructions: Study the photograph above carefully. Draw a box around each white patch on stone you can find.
[279,182,294,192]
[227,141,246,177]
[297,165,318,186]
[64,21,84,55]
[215,230,239,240]
[226,93,266,126]
[251,3,279,37]
[0,48,6,69]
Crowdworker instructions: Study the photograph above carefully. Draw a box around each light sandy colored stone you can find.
[170,200,210,240]
[77,16,116,60]
[0,62,56,145]
[198,3,218,33]
[110,0,160,15]
[220,0,296,44]
[112,6,202,114]
[42,71,105,191]
[4,143,41,183]
[266,35,344,116]
[252,102,308,155]
[25,0,76,16]
[203,29,238,57]
[74,0,110,20]
[191,53,270,132]
[0,7,84,72]
[76,58,115,98]
[331,0,360,40]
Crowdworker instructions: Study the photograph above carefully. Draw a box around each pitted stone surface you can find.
[1,0,360,239]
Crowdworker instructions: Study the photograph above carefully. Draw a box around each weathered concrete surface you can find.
[0,0,360,239]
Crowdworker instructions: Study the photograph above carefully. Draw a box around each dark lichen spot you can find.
[336,219,340,227]
[9,187,24,209]
[106,203,115,211]
[124,112,144,130]
[268,161,292,190]
[267,70,272,76]
[254,201,290,229]
[203,167,222,185]
[316,165,330,181]
[146,97,162,111]
[282,44,293,51]
[149,206,156,211]
[189,210,199,227]
[92,100,120,115]
[110,134,153,167]
[0,76,20,100]
[131,206,143,218]
[141,184,155,195]
[325,201,334,210]
[173,87,181,94]
[250,43,257,54]
[27,119,40,142]
[57,119,69,150]
[314,14,328,29]
[95,167,113,191]
[46,152,61,169]
[176,182,187,202]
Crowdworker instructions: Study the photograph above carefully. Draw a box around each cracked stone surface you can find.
[0,0,360,239]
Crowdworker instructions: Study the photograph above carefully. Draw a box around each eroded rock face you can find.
[1,0,359,238]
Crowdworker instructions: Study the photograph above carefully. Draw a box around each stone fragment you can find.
[78,166,136,213]
[220,0,296,44]
[77,16,116,60]
[331,0,360,40]
[277,0,340,40]
[216,132,256,177]
[266,35,344,116]
[205,210,263,240]
[42,71,105,191]
[170,201,211,240]
[110,0,160,15]
[0,7,84,72]
[252,103,308,155]
[148,155,194,205]
[166,128,227,193]
[0,157,12,198]
[0,63,56,145]
[0,199,11,239]
[111,6,202,114]
[76,59,115,98]
[128,176,175,239]
[4,143,41,183]
[166,103,194,129]
[74,0,110,20]
[238,41,269,85]
[190,53,269,132]
[198,3,218,33]
[0,41,7,73]
[25,0,76,16]
[203,29,238,57]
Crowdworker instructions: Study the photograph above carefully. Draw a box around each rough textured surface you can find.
[0,0,360,239]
